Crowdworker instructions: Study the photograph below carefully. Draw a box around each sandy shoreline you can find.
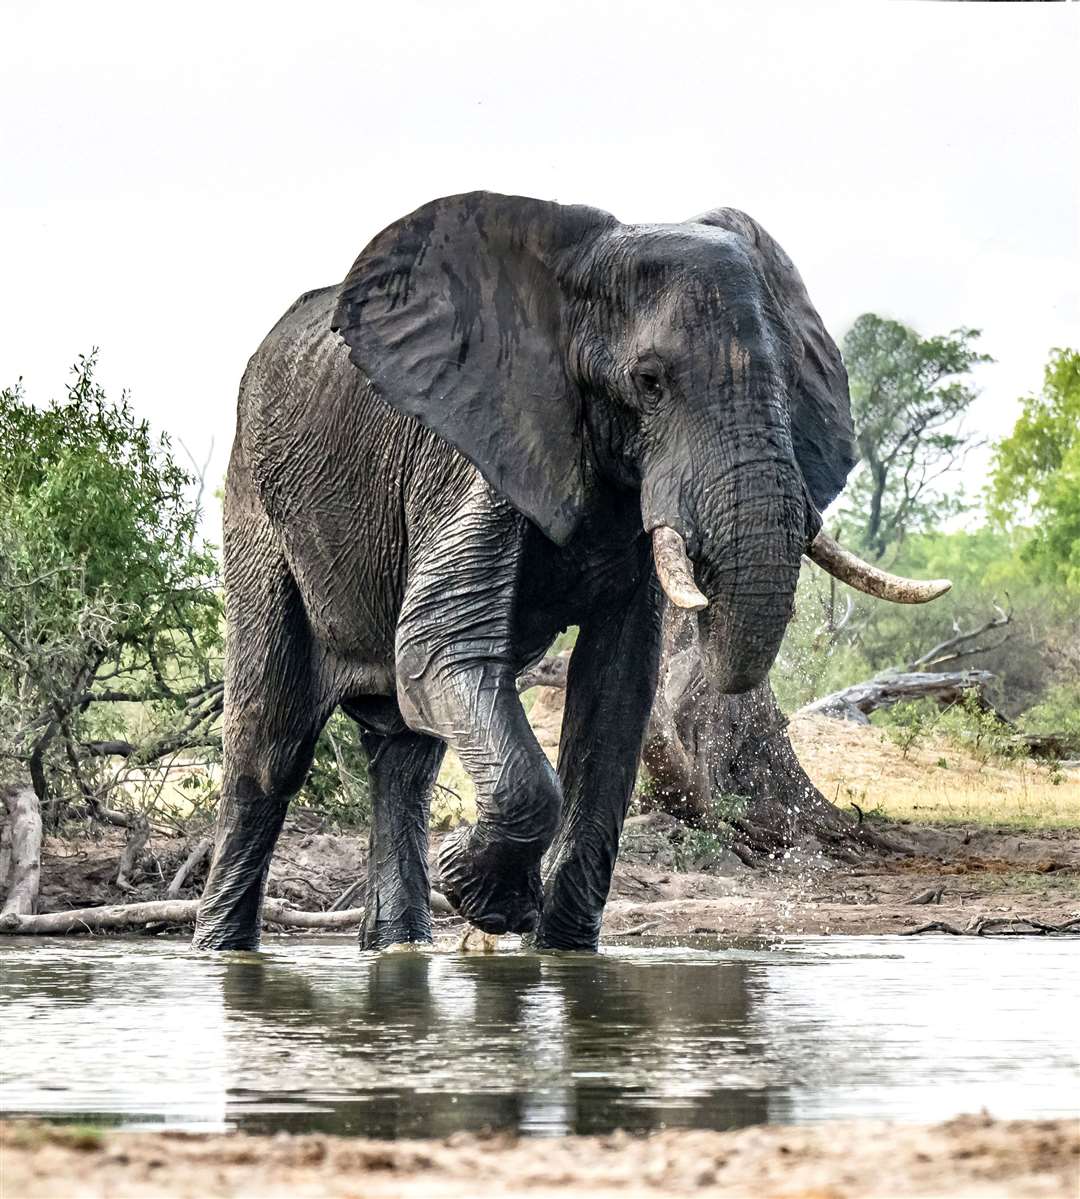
[4,1114,1078,1198]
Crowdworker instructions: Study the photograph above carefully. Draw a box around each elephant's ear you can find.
[689,208,857,511]
[333,191,616,545]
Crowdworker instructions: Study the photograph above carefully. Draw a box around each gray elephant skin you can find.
[193,191,857,953]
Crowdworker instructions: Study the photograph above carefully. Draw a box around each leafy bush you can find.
[873,692,1023,767]
[876,700,938,758]
[298,711,371,828]
[0,354,223,821]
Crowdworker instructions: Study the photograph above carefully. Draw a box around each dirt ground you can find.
[25,707,1079,941]
[600,815,1080,938]
[32,800,1080,942]
[4,1114,1078,1198]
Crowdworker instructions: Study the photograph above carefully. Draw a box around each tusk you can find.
[652,527,709,611]
[806,531,951,604]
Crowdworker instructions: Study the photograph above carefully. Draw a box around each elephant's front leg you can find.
[396,487,560,936]
[537,567,663,950]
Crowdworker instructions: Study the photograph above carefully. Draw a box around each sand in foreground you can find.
[3,1114,1078,1198]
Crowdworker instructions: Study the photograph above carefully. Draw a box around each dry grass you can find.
[436,702,1080,832]
[790,714,1080,829]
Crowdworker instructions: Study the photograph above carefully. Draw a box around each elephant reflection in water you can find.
[218,950,771,1137]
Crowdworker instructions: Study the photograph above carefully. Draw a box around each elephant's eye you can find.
[633,365,664,399]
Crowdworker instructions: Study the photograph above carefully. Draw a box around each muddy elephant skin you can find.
[192,191,856,953]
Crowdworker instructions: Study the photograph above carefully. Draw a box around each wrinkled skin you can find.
[192,192,856,953]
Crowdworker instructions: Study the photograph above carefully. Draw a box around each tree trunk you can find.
[641,610,898,859]
[0,785,43,917]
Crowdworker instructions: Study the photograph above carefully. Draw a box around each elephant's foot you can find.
[534,910,602,952]
[437,825,543,936]
[359,903,432,951]
[535,864,604,951]
[191,928,262,952]
[458,926,500,953]
[192,892,263,952]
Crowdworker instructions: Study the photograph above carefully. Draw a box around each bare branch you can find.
[906,603,1012,670]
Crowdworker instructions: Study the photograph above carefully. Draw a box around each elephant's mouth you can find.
[650,525,951,611]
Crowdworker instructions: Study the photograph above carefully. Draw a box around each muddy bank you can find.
[601,817,1080,938]
[28,816,1080,940]
[4,1114,1077,1198]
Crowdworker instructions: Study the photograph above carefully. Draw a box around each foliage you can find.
[298,711,371,828]
[990,348,1080,590]
[836,314,991,558]
[873,692,1022,768]
[774,527,1079,724]
[1019,682,1080,748]
[0,354,223,820]
[877,699,937,758]
[936,692,1024,766]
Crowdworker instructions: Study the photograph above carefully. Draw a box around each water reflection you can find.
[1,936,1076,1137]
[216,949,770,1136]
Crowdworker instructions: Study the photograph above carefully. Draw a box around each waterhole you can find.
[1,935,1076,1137]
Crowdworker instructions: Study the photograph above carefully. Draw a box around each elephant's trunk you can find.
[645,448,808,695]
[691,460,807,693]
[649,499,955,695]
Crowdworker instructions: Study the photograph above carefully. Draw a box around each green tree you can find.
[0,353,223,823]
[774,527,1079,724]
[838,314,992,558]
[1,353,370,836]
[990,348,1080,590]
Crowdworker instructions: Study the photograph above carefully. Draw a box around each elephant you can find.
[192,191,947,954]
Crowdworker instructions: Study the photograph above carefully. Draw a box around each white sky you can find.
[2,1,1077,517]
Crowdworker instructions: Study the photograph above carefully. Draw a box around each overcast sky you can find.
[2,1,1077,518]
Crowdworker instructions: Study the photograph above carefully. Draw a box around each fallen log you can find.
[1,785,43,918]
[1012,731,1080,761]
[903,915,1080,937]
[0,897,367,935]
[0,887,458,935]
[796,669,995,724]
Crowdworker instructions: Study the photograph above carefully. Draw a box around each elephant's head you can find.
[334,192,948,693]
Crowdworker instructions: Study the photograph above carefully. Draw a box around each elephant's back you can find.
[234,285,473,670]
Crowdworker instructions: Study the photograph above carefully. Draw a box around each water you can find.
[1,935,1077,1138]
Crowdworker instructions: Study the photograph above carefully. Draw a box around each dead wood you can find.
[619,919,663,937]
[0,897,368,935]
[327,877,364,911]
[0,785,43,918]
[903,915,1080,937]
[905,886,945,905]
[0,884,457,934]
[796,669,995,724]
[517,652,569,691]
[906,602,1012,670]
[115,814,149,892]
[165,835,212,898]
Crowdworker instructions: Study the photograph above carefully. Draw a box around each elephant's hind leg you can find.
[356,726,445,950]
[193,458,332,950]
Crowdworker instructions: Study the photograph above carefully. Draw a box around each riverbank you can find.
[15,707,1079,940]
[24,816,1079,941]
[4,1114,1077,1198]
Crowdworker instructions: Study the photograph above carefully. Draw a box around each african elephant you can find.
[193,191,945,953]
